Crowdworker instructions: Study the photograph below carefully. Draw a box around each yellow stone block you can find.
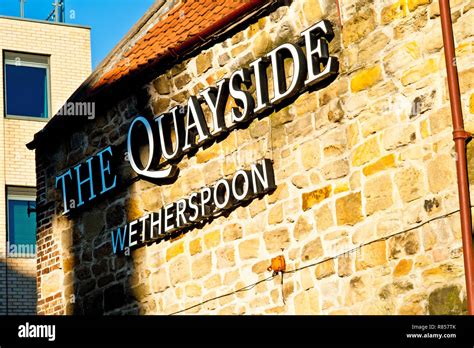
[336,192,363,226]
[420,119,430,138]
[401,59,438,86]
[355,240,387,270]
[459,68,474,93]
[362,154,396,176]
[455,42,474,56]
[346,122,359,148]
[189,238,202,256]
[315,259,335,279]
[166,241,184,261]
[302,185,332,211]
[196,143,221,163]
[247,22,259,39]
[393,259,413,277]
[381,1,408,24]
[334,182,350,194]
[268,204,283,225]
[352,137,381,167]
[342,8,376,46]
[403,41,422,59]
[407,0,431,12]
[204,230,221,249]
[302,0,324,24]
[350,65,382,92]
[470,94,474,114]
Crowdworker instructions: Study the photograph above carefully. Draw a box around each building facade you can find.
[29,0,474,315]
[0,16,91,315]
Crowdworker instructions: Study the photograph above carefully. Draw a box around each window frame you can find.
[6,187,37,259]
[3,50,51,121]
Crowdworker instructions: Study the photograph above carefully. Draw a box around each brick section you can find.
[0,17,91,315]
[0,258,37,315]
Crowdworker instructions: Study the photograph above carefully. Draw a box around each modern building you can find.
[0,15,91,315]
[27,0,474,315]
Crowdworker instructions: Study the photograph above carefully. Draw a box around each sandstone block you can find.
[302,185,332,211]
[300,139,321,170]
[322,158,350,180]
[41,271,62,298]
[342,8,376,46]
[268,183,289,204]
[427,155,455,193]
[204,230,221,249]
[363,154,396,176]
[350,65,382,92]
[315,203,334,231]
[336,192,363,226]
[151,268,169,293]
[196,143,221,163]
[239,238,260,260]
[381,1,407,24]
[223,223,243,242]
[252,31,272,57]
[192,253,213,279]
[169,256,191,285]
[382,125,416,150]
[166,241,184,262]
[264,228,290,253]
[293,215,313,241]
[153,75,170,94]
[352,137,381,166]
[268,204,283,225]
[301,237,323,261]
[337,254,353,277]
[189,238,202,256]
[216,246,235,269]
[383,41,420,74]
[388,231,420,259]
[315,259,335,279]
[401,59,438,86]
[408,0,432,11]
[393,259,413,277]
[395,167,425,202]
[428,285,466,315]
[364,174,394,215]
[302,0,323,24]
[355,241,387,270]
[196,51,213,74]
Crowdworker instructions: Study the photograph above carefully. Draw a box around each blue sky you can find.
[0,0,156,68]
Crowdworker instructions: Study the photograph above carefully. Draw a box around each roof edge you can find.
[27,0,276,150]
[0,15,90,29]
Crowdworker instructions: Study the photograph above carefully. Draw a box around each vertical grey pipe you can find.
[20,0,25,18]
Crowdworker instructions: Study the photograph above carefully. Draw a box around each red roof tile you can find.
[92,0,266,92]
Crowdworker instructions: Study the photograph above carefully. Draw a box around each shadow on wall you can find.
[0,260,37,315]
[66,103,148,315]
[68,195,141,315]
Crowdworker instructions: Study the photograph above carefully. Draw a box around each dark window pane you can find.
[8,199,36,255]
[5,64,48,118]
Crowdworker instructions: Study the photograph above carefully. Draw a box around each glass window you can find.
[4,52,50,119]
[7,188,36,258]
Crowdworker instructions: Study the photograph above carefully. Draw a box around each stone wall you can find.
[35,0,474,315]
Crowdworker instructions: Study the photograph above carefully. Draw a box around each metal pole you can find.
[439,0,474,315]
[60,0,65,23]
[54,1,59,22]
[20,0,25,18]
